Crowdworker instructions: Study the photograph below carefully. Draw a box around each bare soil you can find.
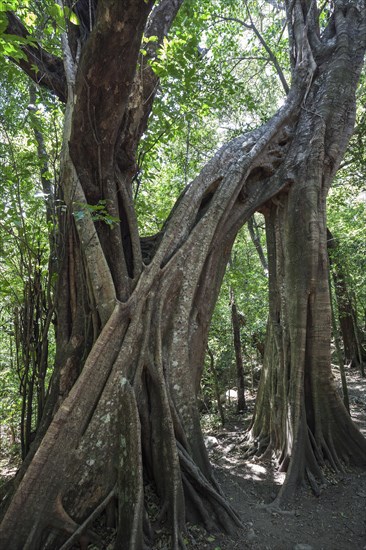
[198,368,366,550]
[0,369,365,550]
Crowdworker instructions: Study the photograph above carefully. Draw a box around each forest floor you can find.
[195,368,366,550]
[0,369,365,550]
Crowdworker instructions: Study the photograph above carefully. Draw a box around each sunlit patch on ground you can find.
[0,455,20,481]
[199,367,366,548]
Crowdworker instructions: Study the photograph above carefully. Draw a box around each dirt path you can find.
[200,370,366,550]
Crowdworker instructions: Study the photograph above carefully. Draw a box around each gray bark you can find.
[1,0,366,547]
[247,0,366,503]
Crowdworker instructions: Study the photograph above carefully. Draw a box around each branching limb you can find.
[70,0,155,178]
[213,14,290,95]
[5,12,67,101]
[145,0,185,49]
[115,0,185,174]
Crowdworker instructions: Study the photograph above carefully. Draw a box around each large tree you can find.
[1,0,366,548]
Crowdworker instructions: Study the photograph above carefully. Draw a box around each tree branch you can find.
[146,0,184,45]
[69,0,155,182]
[214,14,290,95]
[115,0,185,174]
[248,215,268,272]
[5,12,67,102]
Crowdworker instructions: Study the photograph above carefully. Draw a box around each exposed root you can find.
[59,486,116,550]
[242,432,271,460]
[305,468,322,497]
[115,381,144,550]
[178,530,188,550]
[321,437,342,472]
[181,471,216,531]
[157,500,169,523]
[177,442,243,534]
[257,502,296,516]
[143,508,153,541]
[307,428,325,467]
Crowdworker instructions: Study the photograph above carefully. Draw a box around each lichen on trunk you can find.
[1,0,366,547]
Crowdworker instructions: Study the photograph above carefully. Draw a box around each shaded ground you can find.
[197,368,366,550]
[0,369,365,549]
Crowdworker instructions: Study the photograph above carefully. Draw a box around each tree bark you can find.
[247,0,366,503]
[0,75,310,550]
[327,229,366,374]
[207,347,226,426]
[230,288,247,413]
[1,0,366,547]
[329,274,350,413]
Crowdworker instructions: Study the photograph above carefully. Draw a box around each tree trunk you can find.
[247,3,366,503]
[248,215,268,272]
[327,229,366,374]
[329,274,350,413]
[230,288,247,413]
[207,347,226,426]
[1,98,300,548]
[1,0,366,547]
[0,55,312,550]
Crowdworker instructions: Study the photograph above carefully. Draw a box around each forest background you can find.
[0,0,365,548]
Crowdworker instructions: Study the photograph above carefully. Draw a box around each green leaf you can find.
[0,13,8,33]
[49,3,64,24]
[73,210,85,221]
[143,35,158,44]
[69,10,79,25]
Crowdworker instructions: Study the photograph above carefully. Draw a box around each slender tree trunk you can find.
[327,229,366,374]
[207,347,226,426]
[248,215,268,272]
[230,288,247,413]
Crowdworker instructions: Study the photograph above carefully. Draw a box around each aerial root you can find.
[178,529,188,550]
[157,500,169,523]
[326,435,345,472]
[307,428,325,468]
[143,506,154,540]
[181,471,216,531]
